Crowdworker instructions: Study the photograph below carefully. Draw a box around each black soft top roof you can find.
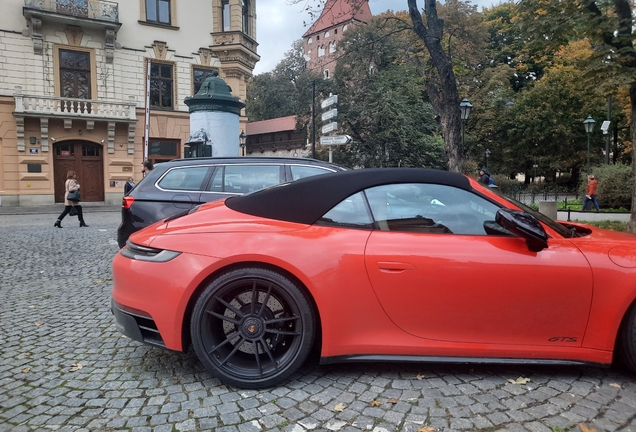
[225,168,470,225]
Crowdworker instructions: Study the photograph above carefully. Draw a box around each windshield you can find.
[487,189,574,238]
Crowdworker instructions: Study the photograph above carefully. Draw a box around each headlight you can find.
[121,240,181,262]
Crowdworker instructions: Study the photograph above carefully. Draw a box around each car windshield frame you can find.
[486,187,574,238]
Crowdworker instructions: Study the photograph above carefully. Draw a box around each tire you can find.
[617,303,636,372]
[191,267,316,388]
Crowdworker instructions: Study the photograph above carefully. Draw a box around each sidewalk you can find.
[558,210,630,222]
[0,202,120,215]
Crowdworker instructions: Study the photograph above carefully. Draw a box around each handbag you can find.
[69,206,78,216]
[67,190,81,202]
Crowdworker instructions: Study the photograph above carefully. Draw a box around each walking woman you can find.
[54,170,89,228]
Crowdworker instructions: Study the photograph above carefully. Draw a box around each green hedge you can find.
[580,164,633,209]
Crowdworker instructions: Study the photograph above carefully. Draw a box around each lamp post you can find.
[459,98,472,154]
[239,131,246,156]
[583,115,596,175]
[533,163,538,183]
[485,148,491,169]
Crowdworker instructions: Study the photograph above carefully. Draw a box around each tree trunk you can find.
[408,0,462,173]
[629,81,636,233]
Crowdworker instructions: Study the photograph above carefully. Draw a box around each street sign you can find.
[320,135,351,145]
[321,94,338,109]
[321,122,338,134]
[321,108,337,122]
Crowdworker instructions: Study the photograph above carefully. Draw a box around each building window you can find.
[308,37,313,44]
[146,0,171,25]
[318,45,325,57]
[329,42,336,53]
[59,49,91,100]
[222,0,230,31]
[242,0,249,34]
[148,139,179,164]
[343,24,348,31]
[193,67,217,94]
[150,62,174,109]
[323,69,329,79]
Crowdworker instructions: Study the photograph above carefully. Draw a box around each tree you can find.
[516,0,636,232]
[329,14,445,168]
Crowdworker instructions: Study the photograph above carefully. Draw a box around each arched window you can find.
[318,45,325,57]
[329,42,336,53]
[323,69,330,79]
[325,31,330,38]
[308,37,313,44]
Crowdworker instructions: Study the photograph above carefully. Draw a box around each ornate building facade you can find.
[0,0,259,206]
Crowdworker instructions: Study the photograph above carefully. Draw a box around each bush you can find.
[580,164,633,209]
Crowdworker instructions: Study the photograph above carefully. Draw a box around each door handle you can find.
[376,261,416,273]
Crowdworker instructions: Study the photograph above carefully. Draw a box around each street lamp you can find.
[485,148,491,169]
[239,131,247,156]
[533,163,538,183]
[583,115,596,175]
[459,98,473,154]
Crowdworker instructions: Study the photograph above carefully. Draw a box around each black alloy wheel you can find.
[616,302,636,373]
[191,268,316,388]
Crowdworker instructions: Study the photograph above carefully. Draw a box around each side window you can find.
[365,183,499,235]
[157,167,209,191]
[207,167,224,192]
[289,165,333,181]
[319,192,374,229]
[217,165,281,193]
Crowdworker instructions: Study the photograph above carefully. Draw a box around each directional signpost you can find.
[320,135,351,145]
[320,94,350,162]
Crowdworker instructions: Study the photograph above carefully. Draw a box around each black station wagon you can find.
[117,157,345,247]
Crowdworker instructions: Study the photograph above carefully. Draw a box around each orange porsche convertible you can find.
[112,168,636,388]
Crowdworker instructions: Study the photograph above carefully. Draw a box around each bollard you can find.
[539,201,558,220]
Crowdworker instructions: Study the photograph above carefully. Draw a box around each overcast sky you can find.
[254,0,498,75]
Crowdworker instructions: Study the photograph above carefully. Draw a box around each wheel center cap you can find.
[242,318,263,338]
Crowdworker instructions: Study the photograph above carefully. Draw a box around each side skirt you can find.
[319,354,608,368]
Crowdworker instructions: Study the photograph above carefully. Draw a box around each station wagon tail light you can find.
[121,241,181,262]
[122,196,135,209]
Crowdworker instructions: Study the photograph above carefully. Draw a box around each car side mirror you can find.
[495,208,549,252]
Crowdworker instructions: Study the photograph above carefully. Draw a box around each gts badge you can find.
[548,336,577,343]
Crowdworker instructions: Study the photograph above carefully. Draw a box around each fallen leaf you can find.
[417,427,435,432]
[609,383,622,389]
[370,400,382,407]
[334,403,345,412]
[35,322,43,327]
[416,374,425,380]
[69,363,83,372]
[94,280,103,284]
[21,368,30,373]
[507,377,530,385]
[579,424,597,432]
[105,277,113,281]
[387,398,398,404]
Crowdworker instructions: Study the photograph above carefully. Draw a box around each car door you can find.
[363,183,593,348]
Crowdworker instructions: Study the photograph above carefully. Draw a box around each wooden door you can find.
[53,141,104,203]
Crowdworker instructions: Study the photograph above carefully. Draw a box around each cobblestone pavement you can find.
[1,209,636,432]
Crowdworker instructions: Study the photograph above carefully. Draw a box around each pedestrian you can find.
[141,160,153,177]
[582,174,600,212]
[478,167,490,186]
[54,170,89,228]
[124,177,135,195]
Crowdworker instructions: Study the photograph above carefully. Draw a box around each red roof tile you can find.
[302,0,372,38]
[246,115,298,135]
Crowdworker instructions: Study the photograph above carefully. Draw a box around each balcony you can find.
[23,0,120,27]
[13,89,137,153]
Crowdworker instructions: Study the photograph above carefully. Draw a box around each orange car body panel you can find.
[112,183,636,367]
